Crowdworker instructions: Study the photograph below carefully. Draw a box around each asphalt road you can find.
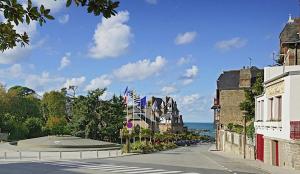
[0,144,268,174]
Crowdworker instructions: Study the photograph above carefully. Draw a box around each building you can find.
[278,15,300,66]
[212,67,262,151]
[254,16,300,170]
[255,65,300,170]
[127,96,184,134]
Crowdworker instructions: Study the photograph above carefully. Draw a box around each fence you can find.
[0,149,122,161]
[220,130,256,160]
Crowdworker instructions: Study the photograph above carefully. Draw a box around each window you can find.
[261,100,264,121]
[268,98,274,121]
[277,96,282,121]
[256,101,260,121]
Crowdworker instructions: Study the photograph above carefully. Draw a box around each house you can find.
[212,66,262,151]
[254,16,300,170]
[127,96,184,134]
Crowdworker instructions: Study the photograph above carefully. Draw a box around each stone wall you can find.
[263,137,300,170]
[220,130,255,160]
[219,90,246,126]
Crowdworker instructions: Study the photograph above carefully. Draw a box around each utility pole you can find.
[242,110,248,159]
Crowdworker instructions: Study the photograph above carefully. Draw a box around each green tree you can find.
[240,72,264,139]
[24,117,43,138]
[42,91,67,120]
[7,86,36,97]
[0,0,119,52]
[70,89,125,142]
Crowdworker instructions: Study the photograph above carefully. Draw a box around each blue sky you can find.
[0,0,298,122]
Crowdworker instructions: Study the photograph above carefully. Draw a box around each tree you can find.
[42,91,67,121]
[25,117,43,138]
[240,72,264,139]
[0,0,120,52]
[70,89,125,142]
[7,86,36,97]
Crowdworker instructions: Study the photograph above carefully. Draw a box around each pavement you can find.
[0,144,270,174]
[209,146,299,174]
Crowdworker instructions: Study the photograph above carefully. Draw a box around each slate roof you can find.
[217,67,263,90]
[280,19,300,43]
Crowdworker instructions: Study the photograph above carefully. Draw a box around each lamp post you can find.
[242,110,248,159]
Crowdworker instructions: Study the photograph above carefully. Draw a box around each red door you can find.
[256,134,264,161]
[275,141,279,166]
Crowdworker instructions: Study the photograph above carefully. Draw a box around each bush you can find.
[130,141,155,154]
[25,117,43,138]
[45,116,68,135]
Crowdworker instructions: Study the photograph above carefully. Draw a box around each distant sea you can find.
[184,122,215,138]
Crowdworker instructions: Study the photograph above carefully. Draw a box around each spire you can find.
[288,14,294,23]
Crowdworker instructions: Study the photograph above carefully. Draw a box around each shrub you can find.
[25,117,43,138]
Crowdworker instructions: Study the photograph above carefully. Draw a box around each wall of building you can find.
[219,90,245,126]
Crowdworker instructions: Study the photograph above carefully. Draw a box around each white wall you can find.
[255,71,300,141]
[264,65,300,82]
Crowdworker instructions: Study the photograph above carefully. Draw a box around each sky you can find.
[0,0,299,123]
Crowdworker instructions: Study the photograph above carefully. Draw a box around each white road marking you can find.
[126,169,166,173]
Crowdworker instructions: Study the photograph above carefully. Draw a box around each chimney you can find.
[239,67,251,88]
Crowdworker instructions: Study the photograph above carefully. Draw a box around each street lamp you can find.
[242,110,248,159]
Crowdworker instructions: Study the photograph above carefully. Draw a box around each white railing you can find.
[0,149,122,161]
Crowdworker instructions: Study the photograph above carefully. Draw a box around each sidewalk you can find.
[209,145,299,174]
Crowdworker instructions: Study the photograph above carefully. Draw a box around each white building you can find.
[255,65,300,170]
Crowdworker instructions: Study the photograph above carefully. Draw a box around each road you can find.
[0,144,268,174]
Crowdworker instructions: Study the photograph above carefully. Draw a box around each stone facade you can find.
[219,90,245,126]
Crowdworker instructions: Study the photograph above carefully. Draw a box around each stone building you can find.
[278,15,300,66]
[212,67,262,151]
[127,96,184,134]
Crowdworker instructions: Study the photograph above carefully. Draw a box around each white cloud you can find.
[175,31,197,45]
[181,65,198,85]
[161,85,177,95]
[0,64,23,78]
[25,72,65,92]
[215,37,247,51]
[33,0,66,13]
[181,94,201,106]
[177,55,191,66]
[145,0,158,4]
[59,53,71,70]
[88,11,132,59]
[85,75,112,91]
[184,65,198,78]
[58,14,69,24]
[63,76,86,88]
[182,79,193,85]
[114,56,167,81]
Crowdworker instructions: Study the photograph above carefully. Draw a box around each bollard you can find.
[4,152,7,160]
[96,150,99,158]
[19,152,22,160]
[59,151,62,159]
[108,151,111,157]
[38,152,41,160]
[80,151,82,159]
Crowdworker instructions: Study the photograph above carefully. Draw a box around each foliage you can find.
[70,89,125,142]
[240,72,264,138]
[24,117,43,138]
[240,72,264,121]
[129,141,177,154]
[42,91,67,120]
[0,0,119,52]
[45,116,68,135]
[8,86,36,97]
[246,122,255,140]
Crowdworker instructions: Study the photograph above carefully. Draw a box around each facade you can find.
[278,16,300,66]
[255,65,300,170]
[254,16,300,170]
[212,67,262,151]
[128,96,184,134]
